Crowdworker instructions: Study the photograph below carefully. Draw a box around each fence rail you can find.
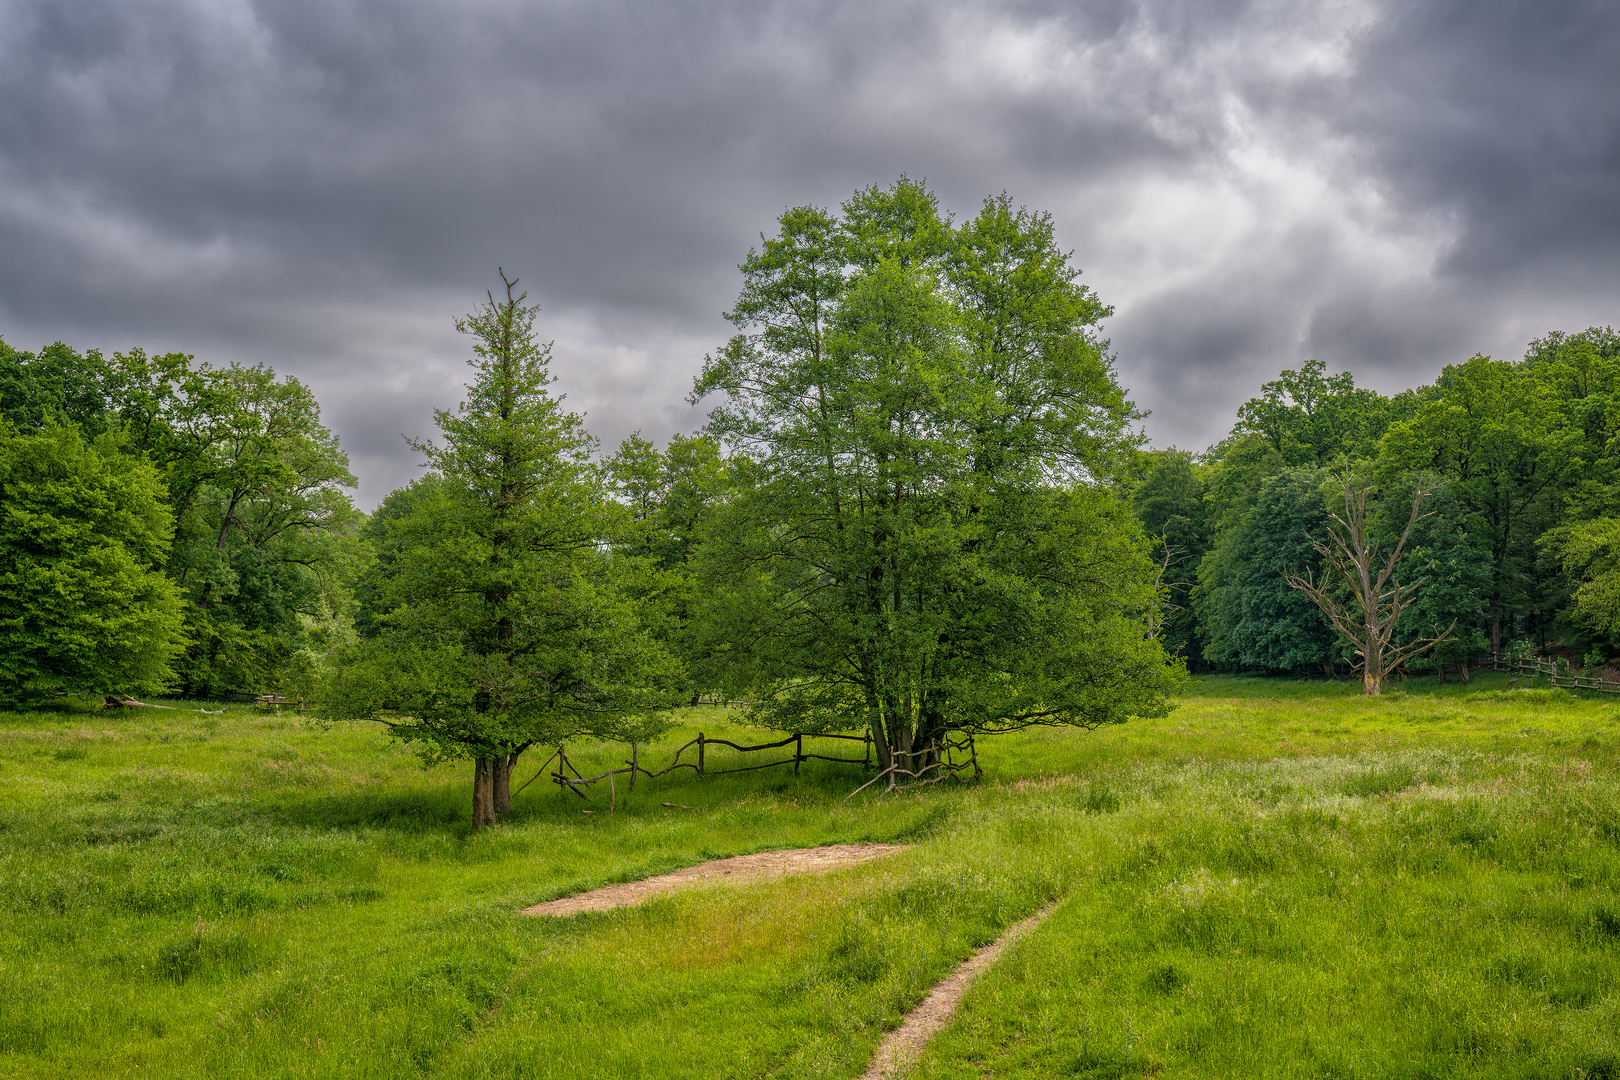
[514,729,980,812]
[1485,655,1620,694]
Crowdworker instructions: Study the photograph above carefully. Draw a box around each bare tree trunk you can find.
[1490,605,1502,661]
[473,758,497,829]
[1437,663,1447,684]
[1459,660,1471,684]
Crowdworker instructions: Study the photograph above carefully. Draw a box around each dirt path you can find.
[859,902,1060,1080]
[519,843,902,916]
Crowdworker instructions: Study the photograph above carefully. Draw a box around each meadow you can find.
[1,673,1617,1078]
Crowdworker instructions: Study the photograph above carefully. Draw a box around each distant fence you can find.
[1486,655,1620,695]
[513,730,982,811]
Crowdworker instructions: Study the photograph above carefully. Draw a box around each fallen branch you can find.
[103,696,175,710]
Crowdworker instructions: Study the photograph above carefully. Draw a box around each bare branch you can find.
[1284,472,1453,695]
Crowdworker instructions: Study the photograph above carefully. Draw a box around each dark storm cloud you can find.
[1,0,1616,500]
[1346,0,1620,281]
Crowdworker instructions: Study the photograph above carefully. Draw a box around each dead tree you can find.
[1146,537,1188,643]
[1284,474,1454,696]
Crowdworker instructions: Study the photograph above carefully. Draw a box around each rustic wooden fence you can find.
[512,730,981,811]
[1486,655,1620,694]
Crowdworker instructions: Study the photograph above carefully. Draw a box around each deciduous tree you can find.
[0,418,184,705]
[1380,355,1583,657]
[692,180,1181,776]
[1196,465,1338,674]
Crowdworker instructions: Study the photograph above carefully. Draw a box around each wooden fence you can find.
[512,730,981,811]
[1486,655,1620,694]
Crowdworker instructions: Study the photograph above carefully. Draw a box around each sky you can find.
[2,0,1617,507]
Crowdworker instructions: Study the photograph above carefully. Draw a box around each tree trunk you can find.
[917,709,946,772]
[884,696,912,773]
[1363,666,1382,695]
[493,751,521,818]
[1490,604,1502,661]
[1437,664,1447,684]
[473,758,497,829]
[1459,660,1471,685]
[869,718,893,773]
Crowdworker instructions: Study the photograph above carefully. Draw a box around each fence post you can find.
[629,743,637,790]
[698,733,705,776]
[794,733,802,776]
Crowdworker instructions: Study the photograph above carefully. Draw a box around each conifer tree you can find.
[322,273,681,826]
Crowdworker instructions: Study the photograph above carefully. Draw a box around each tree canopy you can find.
[691,179,1183,773]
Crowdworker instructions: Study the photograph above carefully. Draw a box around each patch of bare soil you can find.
[859,903,1060,1080]
[519,843,902,917]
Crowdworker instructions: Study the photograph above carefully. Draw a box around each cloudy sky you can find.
[2,0,1617,505]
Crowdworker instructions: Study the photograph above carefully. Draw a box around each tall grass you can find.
[0,673,1615,1077]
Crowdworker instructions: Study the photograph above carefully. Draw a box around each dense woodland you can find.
[1138,329,1620,681]
[3,180,1618,816]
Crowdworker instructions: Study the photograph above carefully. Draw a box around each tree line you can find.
[1134,330,1620,683]
[0,340,360,705]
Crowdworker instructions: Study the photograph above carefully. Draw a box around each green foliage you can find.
[2,336,362,695]
[1378,475,1492,673]
[321,277,683,781]
[1177,332,1620,670]
[158,361,361,694]
[0,338,120,436]
[1230,357,1409,466]
[0,418,184,705]
[1133,450,1211,665]
[693,179,1182,761]
[1380,354,1585,655]
[1196,465,1337,672]
[352,473,443,640]
[606,432,730,694]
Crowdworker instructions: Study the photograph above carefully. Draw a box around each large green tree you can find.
[162,362,362,694]
[1385,478,1491,681]
[1196,465,1338,674]
[1228,359,1411,467]
[1,337,361,694]
[1132,450,1212,667]
[692,180,1181,776]
[0,418,184,705]
[1380,355,1583,657]
[322,274,682,827]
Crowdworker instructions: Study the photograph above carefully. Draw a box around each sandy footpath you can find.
[859,903,1061,1079]
[519,842,903,916]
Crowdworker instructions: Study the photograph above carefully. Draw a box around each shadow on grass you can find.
[269,785,471,834]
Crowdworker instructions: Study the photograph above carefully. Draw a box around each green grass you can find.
[0,672,1617,1077]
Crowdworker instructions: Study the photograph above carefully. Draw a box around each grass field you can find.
[1,673,1617,1078]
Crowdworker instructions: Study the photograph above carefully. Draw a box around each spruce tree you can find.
[322,273,681,826]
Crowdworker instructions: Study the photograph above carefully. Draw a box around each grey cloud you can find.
[1,0,1616,500]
